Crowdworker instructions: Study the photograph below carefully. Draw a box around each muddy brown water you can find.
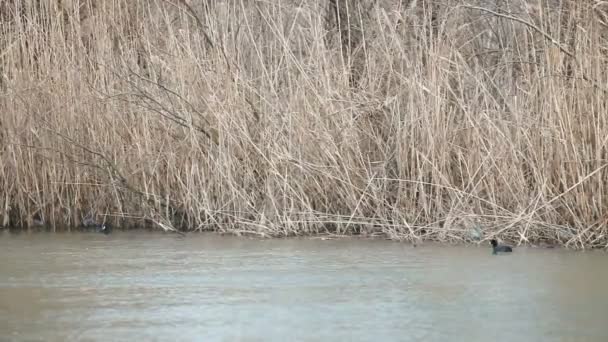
[0,231,607,342]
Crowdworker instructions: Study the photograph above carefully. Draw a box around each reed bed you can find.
[1,0,607,248]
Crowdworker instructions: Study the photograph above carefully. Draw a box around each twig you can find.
[461,5,574,59]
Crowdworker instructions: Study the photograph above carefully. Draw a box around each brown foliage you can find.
[1,0,608,248]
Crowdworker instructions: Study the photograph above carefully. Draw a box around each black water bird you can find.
[81,216,112,235]
[490,239,512,254]
[96,223,112,235]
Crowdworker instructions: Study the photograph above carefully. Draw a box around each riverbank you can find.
[0,223,594,251]
[1,1,607,248]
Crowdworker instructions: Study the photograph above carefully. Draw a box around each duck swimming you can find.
[490,239,512,254]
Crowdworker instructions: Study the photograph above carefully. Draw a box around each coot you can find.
[490,239,512,254]
[96,223,112,235]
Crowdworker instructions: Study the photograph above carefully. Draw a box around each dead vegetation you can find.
[1,0,608,248]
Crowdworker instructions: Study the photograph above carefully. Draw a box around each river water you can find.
[0,231,607,341]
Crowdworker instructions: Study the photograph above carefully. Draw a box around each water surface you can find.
[1,231,607,341]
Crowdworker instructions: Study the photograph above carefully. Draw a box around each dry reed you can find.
[1,0,607,248]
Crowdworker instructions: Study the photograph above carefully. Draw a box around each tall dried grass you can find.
[1,0,607,248]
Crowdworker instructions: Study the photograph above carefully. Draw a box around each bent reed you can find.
[1,0,607,248]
